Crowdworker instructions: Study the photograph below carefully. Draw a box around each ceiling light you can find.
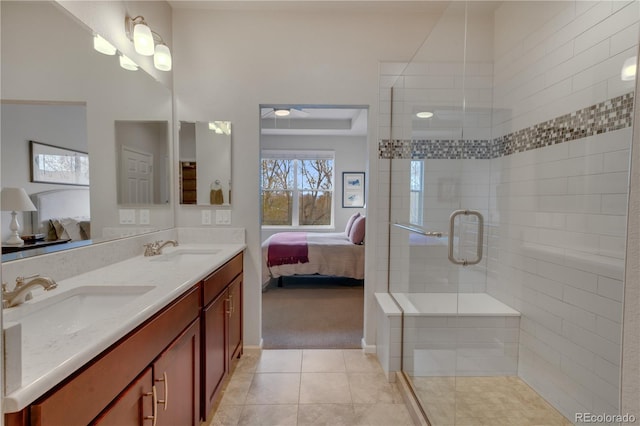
[130,17,154,56]
[274,109,291,117]
[416,111,434,119]
[154,43,172,72]
[119,54,138,71]
[93,34,116,55]
[621,56,637,81]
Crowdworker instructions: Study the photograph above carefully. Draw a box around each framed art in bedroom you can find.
[342,171,365,208]
[30,140,89,186]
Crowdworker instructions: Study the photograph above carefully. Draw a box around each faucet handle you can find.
[16,274,40,285]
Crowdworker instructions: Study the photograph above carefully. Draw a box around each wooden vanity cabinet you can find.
[201,252,243,418]
[92,368,154,426]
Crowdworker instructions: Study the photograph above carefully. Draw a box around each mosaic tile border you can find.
[379,92,634,160]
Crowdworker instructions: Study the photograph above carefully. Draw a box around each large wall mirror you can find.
[0,1,174,261]
[178,121,232,206]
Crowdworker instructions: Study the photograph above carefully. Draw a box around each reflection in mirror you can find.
[179,121,232,206]
[115,121,170,205]
[0,1,174,262]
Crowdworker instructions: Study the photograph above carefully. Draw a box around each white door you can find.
[121,146,153,204]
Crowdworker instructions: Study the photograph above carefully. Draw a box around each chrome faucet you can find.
[143,240,179,257]
[2,274,58,308]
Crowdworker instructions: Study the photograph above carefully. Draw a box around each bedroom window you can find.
[261,150,335,227]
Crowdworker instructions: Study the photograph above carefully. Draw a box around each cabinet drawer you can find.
[203,253,243,306]
[30,287,200,426]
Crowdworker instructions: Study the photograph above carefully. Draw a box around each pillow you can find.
[348,216,366,245]
[49,219,67,240]
[59,217,84,241]
[344,212,360,235]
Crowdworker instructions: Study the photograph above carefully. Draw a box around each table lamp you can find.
[1,187,37,245]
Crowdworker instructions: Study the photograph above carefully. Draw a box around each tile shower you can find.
[376,1,638,424]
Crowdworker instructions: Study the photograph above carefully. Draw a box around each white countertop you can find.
[2,243,245,413]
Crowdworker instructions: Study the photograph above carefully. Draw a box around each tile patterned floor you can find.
[412,376,573,426]
[205,349,414,426]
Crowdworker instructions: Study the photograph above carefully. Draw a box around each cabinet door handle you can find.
[156,371,168,411]
[229,294,234,314]
[225,297,232,316]
[144,385,158,426]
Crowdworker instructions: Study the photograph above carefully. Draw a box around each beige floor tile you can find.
[219,373,254,406]
[297,403,356,425]
[233,349,260,374]
[245,373,300,405]
[302,349,346,372]
[255,349,302,373]
[208,404,243,426]
[352,403,414,426]
[237,404,298,426]
[343,350,384,373]
[347,372,404,404]
[299,372,352,404]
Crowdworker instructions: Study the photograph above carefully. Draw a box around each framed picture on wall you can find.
[30,140,90,186]
[342,171,365,208]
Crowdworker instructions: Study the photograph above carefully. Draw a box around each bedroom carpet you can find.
[262,277,364,349]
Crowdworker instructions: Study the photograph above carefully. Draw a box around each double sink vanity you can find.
[3,239,245,425]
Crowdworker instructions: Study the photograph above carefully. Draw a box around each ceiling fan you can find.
[261,107,310,118]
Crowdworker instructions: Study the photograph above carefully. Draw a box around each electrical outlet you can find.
[201,210,211,225]
[139,209,150,225]
[216,210,231,225]
[119,209,136,225]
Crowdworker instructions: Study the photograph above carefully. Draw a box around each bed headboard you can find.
[30,188,90,235]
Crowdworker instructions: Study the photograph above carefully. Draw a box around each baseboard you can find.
[244,339,263,351]
[361,338,376,354]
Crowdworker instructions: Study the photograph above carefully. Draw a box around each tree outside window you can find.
[261,153,334,226]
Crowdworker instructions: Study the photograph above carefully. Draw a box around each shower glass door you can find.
[386,1,636,424]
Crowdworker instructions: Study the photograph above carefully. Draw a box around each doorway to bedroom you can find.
[259,105,368,349]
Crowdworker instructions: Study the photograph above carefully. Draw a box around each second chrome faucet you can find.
[2,274,58,308]
[144,240,179,257]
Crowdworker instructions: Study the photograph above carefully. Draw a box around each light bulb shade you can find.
[1,188,36,212]
[621,56,637,81]
[119,54,139,71]
[93,34,116,55]
[416,111,434,118]
[274,109,291,117]
[154,43,172,71]
[133,21,154,56]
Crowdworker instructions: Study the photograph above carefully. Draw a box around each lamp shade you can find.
[119,54,139,71]
[93,34,116,56]
[133,21,154,56]
[154,43,172,71]
[1,188,36,212]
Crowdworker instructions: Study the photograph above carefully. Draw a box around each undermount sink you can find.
[149,248,222,262]
[3,285,155,336]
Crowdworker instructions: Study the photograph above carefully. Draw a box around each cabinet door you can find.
[202,290,229,417]
[154,320,200,426]
[228,275,243,362]
[93,368,153,426]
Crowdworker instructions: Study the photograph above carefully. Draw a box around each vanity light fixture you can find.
[125,15,173,71]
[416,111,434,118]
[1,187,37,245]
[274,109,291,117]
[119,54,139,71]
[621,56,637,81]
[93,34,116,55]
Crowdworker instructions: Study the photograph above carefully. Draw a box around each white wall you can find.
[0,102,87,240]
[260,134,367,242]
[172,3,449,347]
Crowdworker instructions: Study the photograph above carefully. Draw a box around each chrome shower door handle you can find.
[448,209,484,266]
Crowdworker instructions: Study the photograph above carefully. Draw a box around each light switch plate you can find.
[202,210,212,225]
[139,209,150,225]
[216,210,231,225]
[119,209,136,224]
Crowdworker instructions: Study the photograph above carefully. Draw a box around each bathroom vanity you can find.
[3,244,244,426]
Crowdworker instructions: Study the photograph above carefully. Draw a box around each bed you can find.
[261,213,366,286]
[30,188,91,241]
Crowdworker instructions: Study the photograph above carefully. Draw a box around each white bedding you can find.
[261,232,365,285]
